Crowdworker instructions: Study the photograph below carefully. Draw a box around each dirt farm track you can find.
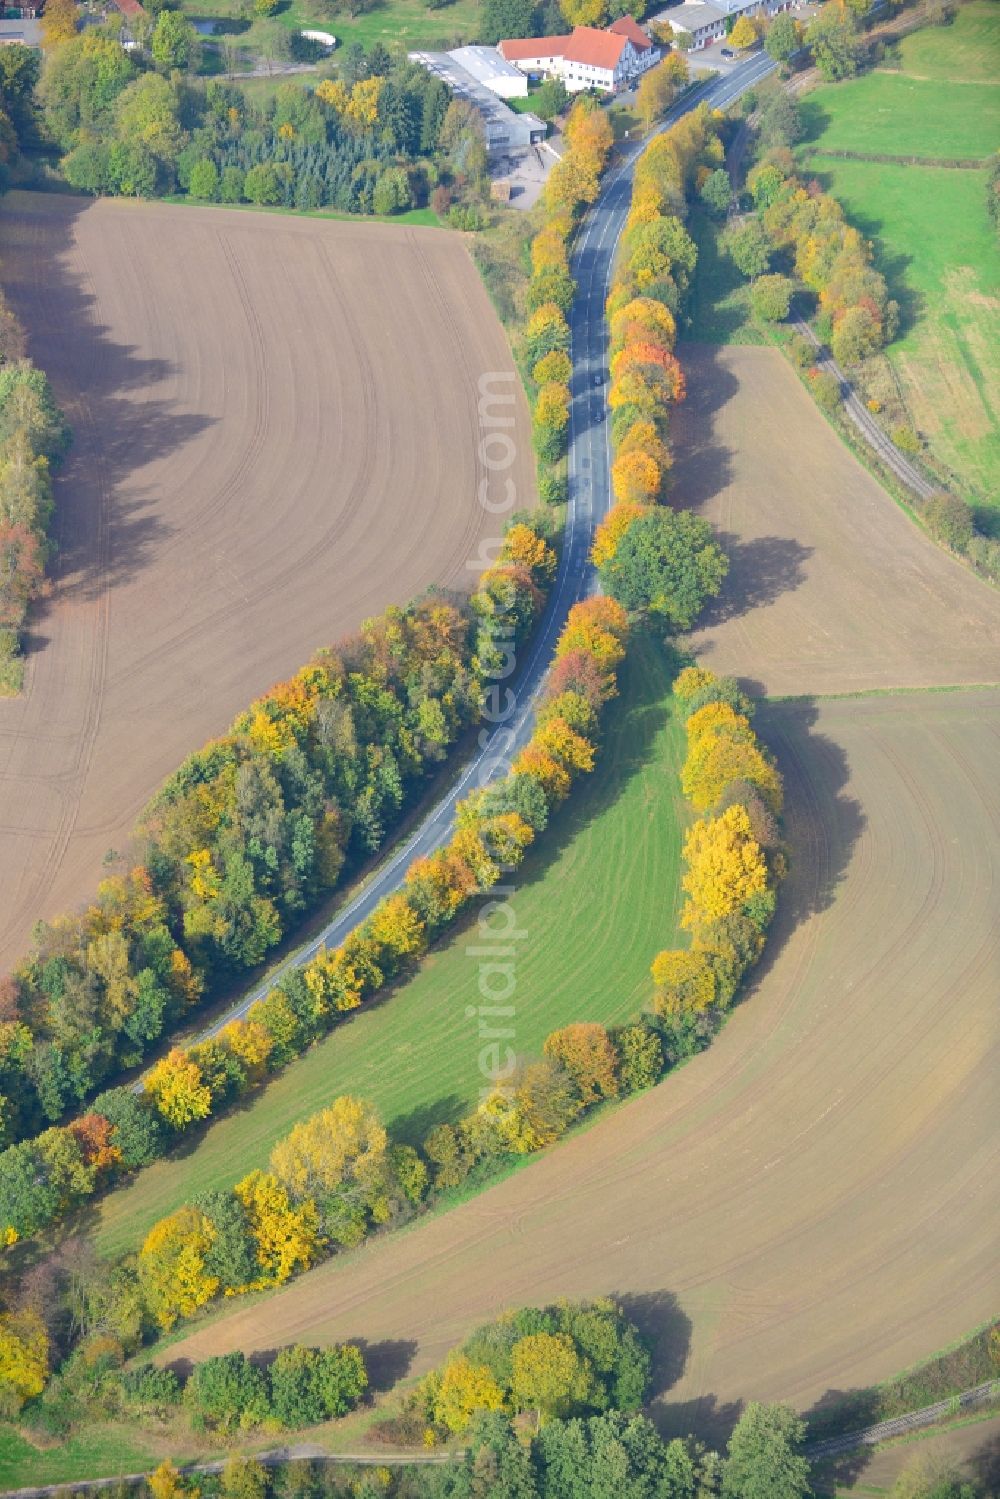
[0,193,535,971]
[166,346,1000,1426]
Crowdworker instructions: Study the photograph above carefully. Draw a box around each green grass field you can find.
[796,1,1000,507]
[798,70,999,161]
[92,633,687,1258]
[881,0,1000,82]
[685,204,764,346]
[808,158,1000,503]
[186,0,481,57]
[0,1426,160,1491]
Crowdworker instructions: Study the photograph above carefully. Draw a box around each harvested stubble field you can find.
[678,346,1000,695]
[0,192,535,971]
[164,345,1000,1424]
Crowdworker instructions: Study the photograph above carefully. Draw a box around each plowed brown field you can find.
[676,345,1000,696]
[0,194,534,971]
[164,344,1000,1425]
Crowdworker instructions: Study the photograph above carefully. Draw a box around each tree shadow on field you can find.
[670,343,739,510]
[655,1391,745,1450]
[388,1095,467,1149]
[696,531,813,628]
[614,1290,693,1398]
[748,697,867,962]
[608,1290,749,1450]
[970,1429,1000,1492]
[798,1386,881,1494]
[0,192,215,609]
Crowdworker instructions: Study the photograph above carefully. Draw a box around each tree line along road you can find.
[149,51,779,1064]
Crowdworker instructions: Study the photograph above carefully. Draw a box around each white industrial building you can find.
[409,50,547,154]
[448,44,530,99]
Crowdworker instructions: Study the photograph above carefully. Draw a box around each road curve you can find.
[164,54,777,1060]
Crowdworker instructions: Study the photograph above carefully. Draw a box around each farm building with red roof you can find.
[499,15,658,92]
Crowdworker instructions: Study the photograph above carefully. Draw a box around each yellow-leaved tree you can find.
[682,705,783,813]
[431,1355,507,1433]
[0,1306,49,1413]
[144,1047,212,1129]
[270,1095,389,1209]
[681,805,768,930]
[730,13,760,49]
[233,1169,321,1285]
[591,502,648,569]
[138,1205,219,1329]
[511,1331,591,1428]
[650,948,718,1016]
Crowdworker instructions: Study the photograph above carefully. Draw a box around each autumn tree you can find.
[729,14,760,50]
[147,1460,190,1499]
[138,1205,219,1330]
[432,1354,507,1433]
[41,0,78,47]
[524,303,570,368]
[591,502,650,569]
[483,1059,581,1153]
[221,1457,267,1499]
[683,702,782,813]
[233,1169,320,1283]
[543,1023,619,1105]
[650,949,718,1017]
[637,57,687,133]
[144,1048,212,1130]
[0,1305,48,1413]
[269,1094,390,1231]
[681,806,768,933]
[511,1332,589,1427]
[612,446,662,505]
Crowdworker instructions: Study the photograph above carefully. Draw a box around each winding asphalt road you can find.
[173,54,778,1054]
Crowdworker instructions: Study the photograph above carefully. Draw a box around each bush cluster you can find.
[419,1299,651,1435]
[745,150,898,367]
[23,1335,365,1440]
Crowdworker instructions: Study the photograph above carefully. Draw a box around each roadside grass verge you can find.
[91,631,687,1259]
[805,1320,1000,1442]
[0,1425,164,1492]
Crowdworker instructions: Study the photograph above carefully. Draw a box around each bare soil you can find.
[674,345,1000,697]
[165,684,1000,1431]
[0,194,534,971]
